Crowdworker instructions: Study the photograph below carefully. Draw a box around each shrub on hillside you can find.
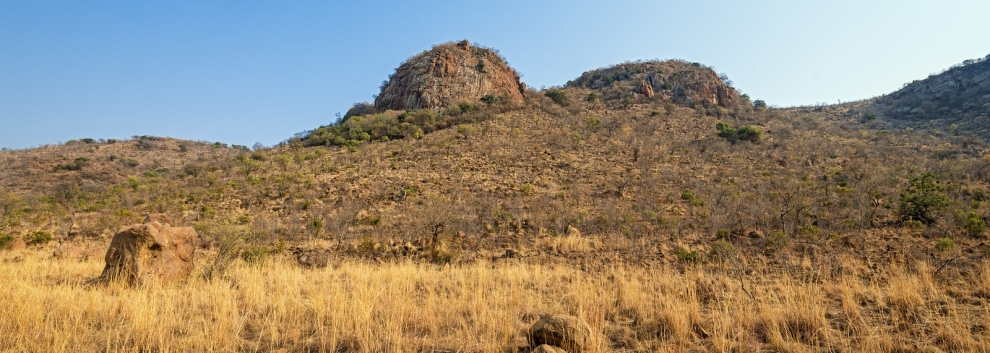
[715,122,762,143]
[586,92,599,103]
[0,233,13,249]
[544,89,568,106]
[343,102,377,120]
[53,157,90,172]
[241,245,270,265]
[898,173,949,224]
[964,212,986,237]
[24,230,52,245]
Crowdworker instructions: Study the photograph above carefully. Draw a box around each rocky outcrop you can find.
[95,217,198,285]
[637,81,654,98]
[529,314,593,353]
[567,60,740,108]
[374,41,526,111]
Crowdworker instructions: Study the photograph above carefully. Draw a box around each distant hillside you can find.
[861,54,990,140]
[0,136,242,196]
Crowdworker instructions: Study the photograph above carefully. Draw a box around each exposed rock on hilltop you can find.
[374,40,526,111]
[865,55,990,139]
[567,60,741,108]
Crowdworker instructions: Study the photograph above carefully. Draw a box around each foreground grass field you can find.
[2,247,988,352]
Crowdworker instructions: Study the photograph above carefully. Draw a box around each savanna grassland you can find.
[2,56,990,352]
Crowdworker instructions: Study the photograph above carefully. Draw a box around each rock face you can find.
[96,218,198,285]
[374,40,526,111]
[567,60,740,108]
[529,314,593,353]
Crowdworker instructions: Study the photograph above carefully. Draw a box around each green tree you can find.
[544,89,568,106]
[898,173,949,224]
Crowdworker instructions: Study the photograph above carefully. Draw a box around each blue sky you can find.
[2,0,989,150]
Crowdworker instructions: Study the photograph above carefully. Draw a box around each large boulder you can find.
[96,219,198,285]
[373,40,526,111]
[529,314,594,353]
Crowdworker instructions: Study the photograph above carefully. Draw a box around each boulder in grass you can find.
[532,344,567,353]
[95,218,197,285]
[529,314,593,353]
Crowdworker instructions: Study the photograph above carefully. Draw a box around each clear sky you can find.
[2,0,989,150]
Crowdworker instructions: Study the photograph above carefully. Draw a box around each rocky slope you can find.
[566,60,742,109]
[862,55,990,139]
[373,40,526,111]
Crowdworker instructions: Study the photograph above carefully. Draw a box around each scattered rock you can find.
[532,344,567,353]
[95,218,198,285]
[529,314,593,353]
[843,235,865,250]
[53,243,87,260]
[745,229,765,239]
[292,247,330,268]
[374,40,526,111]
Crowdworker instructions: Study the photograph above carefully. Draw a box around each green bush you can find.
[586,117,601,131]
[54,157,90,172]
[964,212,986,237]
[236,215,251,225]
[754,99,767,108]
[241,245,270,265]
[708,240,737,262]
[765,231,788,254]
[716,229,730,239]
[935,238,955,252]
[24,230,52,245]
[480,94,497,106]
[458,102,474,113]
[716,122,762,143]
[674,246,700,263]
[586,92,599,103]
[544,89,568,106]
[0,233,13,249]
[898,173,949,224]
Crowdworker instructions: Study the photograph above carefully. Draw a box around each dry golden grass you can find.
[2,247,988,352]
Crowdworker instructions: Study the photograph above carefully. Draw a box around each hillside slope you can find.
[858,54,990,140]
